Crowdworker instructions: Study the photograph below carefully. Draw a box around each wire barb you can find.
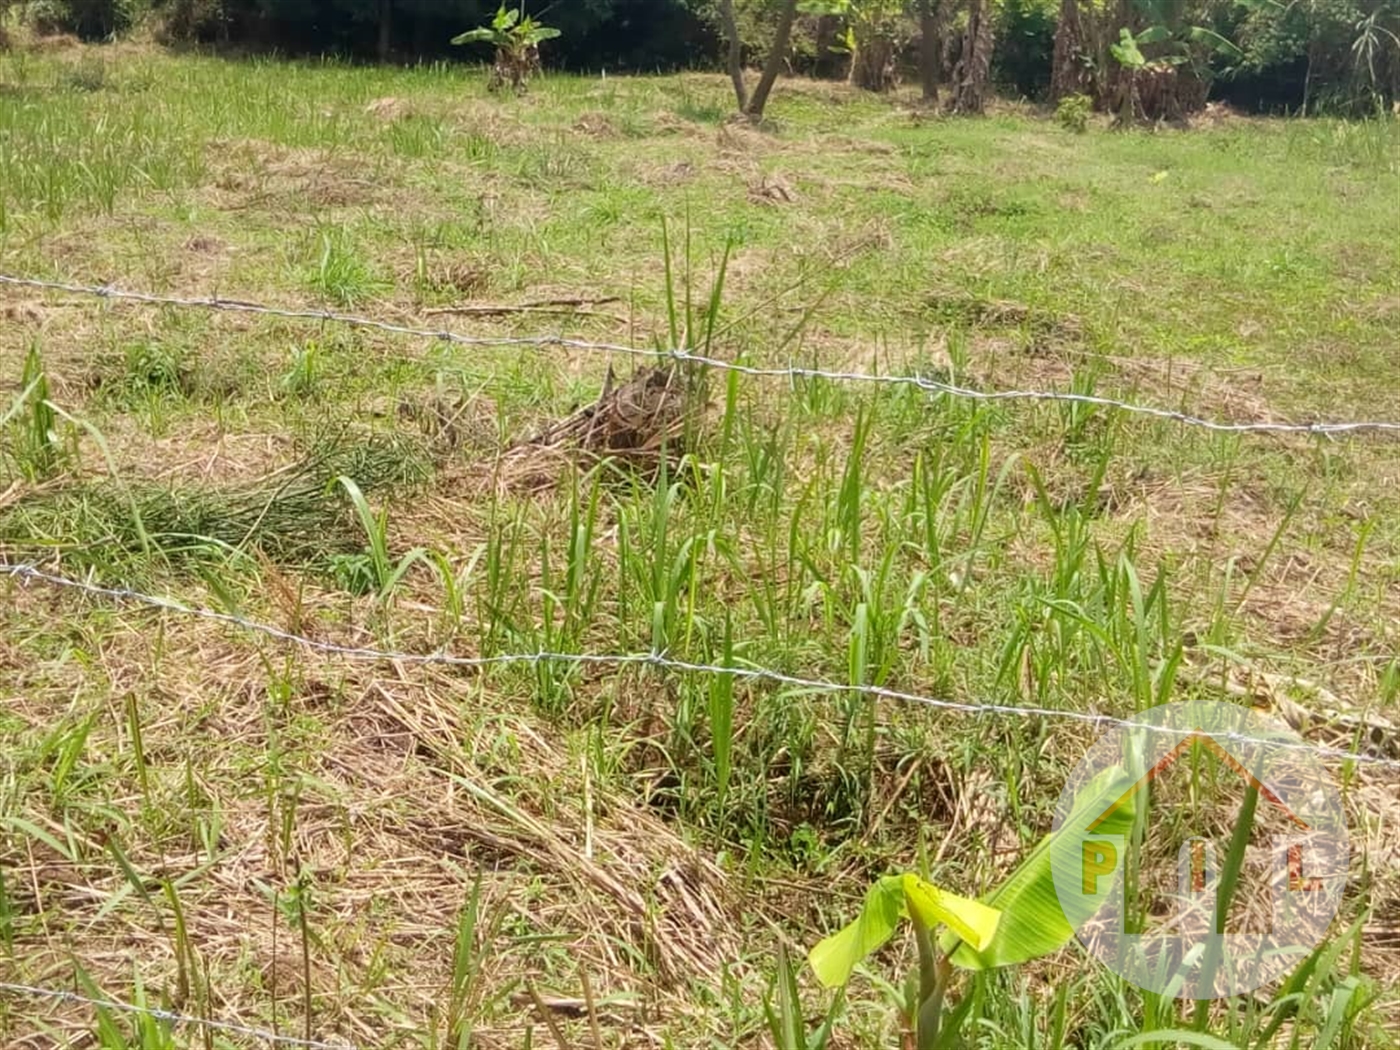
[4,272,1400,436]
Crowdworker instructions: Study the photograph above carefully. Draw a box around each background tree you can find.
[918,0,944,101]
[718,0,801,118]
[1103,0,1243,122]
[746,0,800,116]
[1051,0,1089,99]
[1230,0,1400,114]
[949,0,994,112]
[800,0,910,92]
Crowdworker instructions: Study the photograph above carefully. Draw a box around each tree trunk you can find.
[745,0,799,120]
[718,0,749,112]
[850,35,897,92]
[1051,0,1085,100]
[376,0,392,63]
[919,0,943,102]
[813,14,842,79]
[949,0,994,114]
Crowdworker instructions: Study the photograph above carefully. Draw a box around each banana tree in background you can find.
[800,0,910,91]
[451,3,561,92]
[1106,0,1243,121]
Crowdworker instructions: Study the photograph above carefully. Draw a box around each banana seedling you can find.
[809,768,1138,1048]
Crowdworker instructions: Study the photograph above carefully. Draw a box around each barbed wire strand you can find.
[0,981,355,1049]
[5,561,1399,770]
[4,273,1400,437]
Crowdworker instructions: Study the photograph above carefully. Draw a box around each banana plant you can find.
[451,3,560,93]
[810,767,1138,1048]
[1116,0,1244,66]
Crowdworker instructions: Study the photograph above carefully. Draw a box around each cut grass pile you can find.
[0,431,432,572]
[1,40,1400,1049]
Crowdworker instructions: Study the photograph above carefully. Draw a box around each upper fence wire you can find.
[5,272,1400,436]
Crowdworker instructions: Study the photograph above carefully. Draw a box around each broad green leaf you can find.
[808,873,1003,989]
[1110,1031,1240,1050]
[1111,27,1147,69]
[901,874,1000,952]
[943,763,1138,970]
[1184,25,1244,59]
[451,29,497,45]
[808,875,904,988]
[530,27,562,43]
[1135,25,1171,45]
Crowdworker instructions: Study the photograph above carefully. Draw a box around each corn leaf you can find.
[1110,1031,1240,1050]
[943,764,1139,970]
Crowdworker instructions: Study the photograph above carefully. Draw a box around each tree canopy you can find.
[9,0,1398,114]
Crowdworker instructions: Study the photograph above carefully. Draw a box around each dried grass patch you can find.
[0,588,745,1046]
[204,140,381,212]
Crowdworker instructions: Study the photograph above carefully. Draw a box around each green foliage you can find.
[451,3,561,91]
[766,941,842,1050]
[329,475,429,600]
[1233,0,1400,111]
[5,345,65,482]
[799,0,909,90]
[1111,26,1147,71]
[27,0,143,40]
[1056,91,1092,131]
[450,3,559,50]
[993,0,1057,98]
[809,766,1139,1046]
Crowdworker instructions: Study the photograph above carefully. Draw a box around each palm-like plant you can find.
[451,3,561,93]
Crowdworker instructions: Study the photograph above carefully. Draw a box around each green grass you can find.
[1,41,1399,1049]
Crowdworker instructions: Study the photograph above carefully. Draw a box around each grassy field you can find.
[2,36,1400,1049]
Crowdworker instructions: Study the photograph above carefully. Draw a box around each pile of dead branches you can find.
[492,365,694,493]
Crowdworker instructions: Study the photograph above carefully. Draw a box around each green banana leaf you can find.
[942,762,1139,970]
[808,874,1001,989]
[451,28,497,45]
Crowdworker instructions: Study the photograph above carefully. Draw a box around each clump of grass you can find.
[0,432,432,573]
[303,228,389,307]
[3,344,68,482]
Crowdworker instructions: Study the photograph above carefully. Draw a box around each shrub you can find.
[992,0,1055,99]
[1055,91,1091,132]
[28,0,142,39]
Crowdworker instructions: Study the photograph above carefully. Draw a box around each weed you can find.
[4,344,66,481]
[1056,93,1093,133]
[329,474,429,600]
[0,44,1397,1050]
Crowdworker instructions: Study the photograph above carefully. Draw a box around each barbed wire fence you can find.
[5,561,1398,768]
[4,271,1400,1045]
[7,273,1400,436]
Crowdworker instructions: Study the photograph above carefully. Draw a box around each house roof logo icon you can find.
[1050,699,1349,1001]
[1085,727,1310,834]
